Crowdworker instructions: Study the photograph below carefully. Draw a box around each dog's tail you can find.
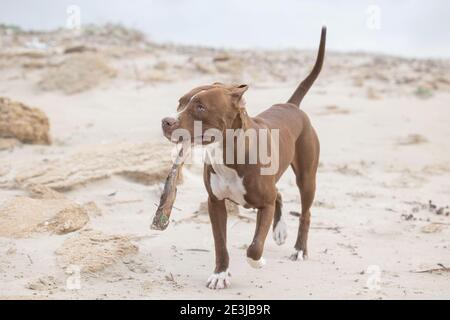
[287,26,327,107]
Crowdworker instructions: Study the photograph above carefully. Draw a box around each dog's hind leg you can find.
[291,174,315,261]
[290,127,319,261]
[272,192,287,245]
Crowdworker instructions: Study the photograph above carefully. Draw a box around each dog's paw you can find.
[247,256,266,269]
[206,270,231,290]
[289,250,307,261]
[273,219,287,245]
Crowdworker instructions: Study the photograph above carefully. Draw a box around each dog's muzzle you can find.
[161,117,179,141]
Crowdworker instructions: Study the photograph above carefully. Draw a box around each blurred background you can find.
[1,0,450,58]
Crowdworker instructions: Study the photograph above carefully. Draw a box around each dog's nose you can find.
[162,117,177,129]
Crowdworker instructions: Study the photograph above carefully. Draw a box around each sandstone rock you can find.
[15,142,176,191]
[0,192,89,238]
[55,230,138,273]
[0,97,51,145]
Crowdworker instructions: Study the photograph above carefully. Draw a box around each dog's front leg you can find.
[246,203,275,268]
[206,196,231,289]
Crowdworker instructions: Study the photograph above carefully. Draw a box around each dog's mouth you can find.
[192,134,219,145]
[163,122,222,145]
[165,133,216,145]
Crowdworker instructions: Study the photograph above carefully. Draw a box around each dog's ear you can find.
[229,84,249,130]
[230,84,248,103]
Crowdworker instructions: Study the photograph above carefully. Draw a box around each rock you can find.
[0,97,51,145]
[55,230,138,273]
[0,195,89,238]
[15,142,176,191]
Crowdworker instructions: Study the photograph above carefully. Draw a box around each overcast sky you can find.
[1,0,450,58]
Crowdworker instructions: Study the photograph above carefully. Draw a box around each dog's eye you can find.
[196,104,206,112]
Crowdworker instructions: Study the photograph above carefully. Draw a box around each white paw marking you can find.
[206,270,231,289]
[289,250,307,261]
[273,218,287,245]
[247,257,266,269]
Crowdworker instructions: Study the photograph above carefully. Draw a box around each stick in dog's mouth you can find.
[150,146,186,230]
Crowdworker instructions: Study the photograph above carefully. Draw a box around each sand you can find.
[38,53,117,94]
[0,24,449,300]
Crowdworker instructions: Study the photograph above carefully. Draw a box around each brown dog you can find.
[161,27,326,289]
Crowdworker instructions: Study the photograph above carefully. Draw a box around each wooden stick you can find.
[150,147,185,230]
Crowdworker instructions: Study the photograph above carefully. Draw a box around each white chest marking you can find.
[205,144,247,206]
[210,166,247,206]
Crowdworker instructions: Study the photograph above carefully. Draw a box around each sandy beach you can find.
[0,24,449,299]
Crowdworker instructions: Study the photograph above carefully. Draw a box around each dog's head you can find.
[161,83,249,145]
